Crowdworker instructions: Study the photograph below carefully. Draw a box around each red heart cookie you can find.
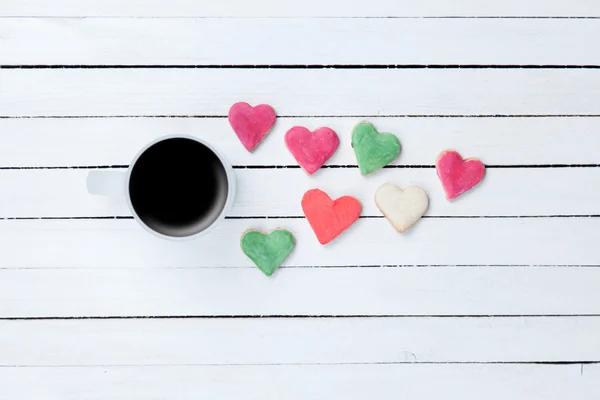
[301,189,361,245]
[436,150,485,200]
[228,102,276,152]
[285,126,340,175]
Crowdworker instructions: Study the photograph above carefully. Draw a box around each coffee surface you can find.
[129,138,229,237]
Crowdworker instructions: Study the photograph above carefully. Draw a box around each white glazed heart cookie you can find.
[375,183,429,232]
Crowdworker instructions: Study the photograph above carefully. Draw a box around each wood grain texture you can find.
[0,267,599,317]
[1,168,600,217]
[0,218,597,268]
[1,6,598,398]
[2,0,600,17]
[1,117,599,167]
[1,69,599,116]
[1,318,598,364]
[2,18,600,65]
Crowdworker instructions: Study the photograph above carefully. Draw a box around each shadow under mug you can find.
[87,135,236,240]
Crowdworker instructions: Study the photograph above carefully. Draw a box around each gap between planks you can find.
[1,164,600,170]
[0,215,599,221]
[3,115,600,119]
[2,17,600,19]
[2,314,600,320]
[2,65,600,69]
[0,361,597,367]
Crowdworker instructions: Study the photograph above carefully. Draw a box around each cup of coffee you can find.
[87,135,235,240]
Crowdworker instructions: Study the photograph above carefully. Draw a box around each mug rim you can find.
[124,134,236,241]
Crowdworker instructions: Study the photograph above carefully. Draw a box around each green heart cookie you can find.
[241,229,295,276]
[352,122,401,175]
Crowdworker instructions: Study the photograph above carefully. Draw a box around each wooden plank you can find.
[1,317,598,364]
[3,18,600,65]
[1,364,598,400]
[1,168,599,218]
[1,69,599,116]
[0,266,598,317]
[1,117,599,167]
[2,0,600,17]
[0,218,597,268]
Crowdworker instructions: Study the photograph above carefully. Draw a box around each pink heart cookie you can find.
[285,126,340,175]
[228,102,276,152]
[436,150,485,200]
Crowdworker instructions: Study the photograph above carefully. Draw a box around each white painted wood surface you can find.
[2,69,600,116]
[3,318,598,364]
[1,266,600,316]
[1,219,598,267]
[2,0,600,17]
[3,18,600,65]
[1,2,599,399]
[3,168,600,217]
[4,364,598,400]
[0,117,599,166]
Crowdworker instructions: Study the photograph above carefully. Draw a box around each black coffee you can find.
[129,137,229,237]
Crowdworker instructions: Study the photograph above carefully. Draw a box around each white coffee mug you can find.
[87,135,236,240]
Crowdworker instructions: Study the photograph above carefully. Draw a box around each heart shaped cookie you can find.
[301,189,361,245]
[375,183,429,232]
[241,229,295,276]
[228,102,276,152]
[352,122,401,175]
[436,150,485,200]
[285,126,340,175]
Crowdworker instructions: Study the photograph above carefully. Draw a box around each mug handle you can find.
[86,169,128,197]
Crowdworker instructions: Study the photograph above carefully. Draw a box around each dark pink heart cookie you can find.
[285,126,340,175]
[228,102,276,152]
[436,150,485,200]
